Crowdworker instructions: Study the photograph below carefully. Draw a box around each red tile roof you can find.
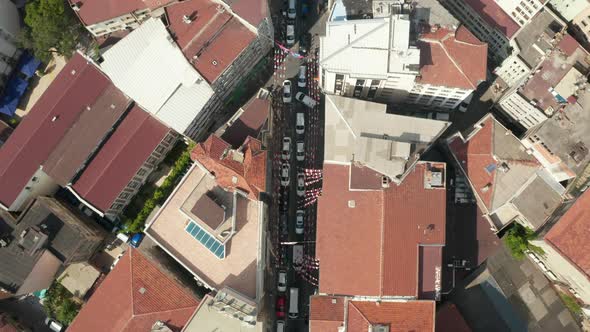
[463,0,521,38]
[347,301,435,332]
[165,0,256,83]
[558,34,583,56]
[228,0,269,27]
[69,0,147,26]
[68,250,199,332]
[0,53,111,208]
[191,135,266,200]
[436,303,472,332]
[418,26,487,90]
[545,189,590,279]
[310,295,345,322]
[448,116,495,209]
[316,163,445,297]
[72,105,169,212]
[381,163,446,297]
[317,163,384,296]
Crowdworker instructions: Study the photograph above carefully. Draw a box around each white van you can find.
[288,0,296,19]
[277,320,285,332]
[298,65,306,88]
[286,24,295,46]
[296,112,304,135]
[289,287,299,319]
[295,92,316,108]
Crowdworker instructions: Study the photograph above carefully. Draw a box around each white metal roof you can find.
[100,18,213,134]
[320,15,419,78]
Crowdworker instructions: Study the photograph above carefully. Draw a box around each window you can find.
[367,80,380,100]
[353,80,365,98]
[137,168,147,177]
[334,74,344,93]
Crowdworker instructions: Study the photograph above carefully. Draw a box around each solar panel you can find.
[185,221,225,259]
[485,163,497,174]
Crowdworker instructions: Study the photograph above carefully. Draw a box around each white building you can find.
[320,0,487,110]
[549,0,590,21]
[439,0,544,64]
[100,18,215,135]
[498,91,547,130]
[320,12,421,103]
[0,0,21,92]
[572,6,590,47]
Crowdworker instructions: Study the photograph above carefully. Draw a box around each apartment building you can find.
[549,0,590,21]
[0,197,106,299]
[439,0,544,64]
[320,0,487,110]
[0,53,178,221]
[494,7,566,87]
[144,101,268,327]
[447,114,568,233]
[0,0,21,93]
[529,190,590,306]
[99,0,272,141]
[320,12,421,103]
[572,6,590,47]
[497,34,590,132]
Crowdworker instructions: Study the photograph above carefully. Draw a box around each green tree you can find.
[21,0,82,63]
[504,223,544,260]
[43,282,81,325]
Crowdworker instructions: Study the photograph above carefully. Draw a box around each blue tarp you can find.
[17,52,41,79]
[0,77,29,116]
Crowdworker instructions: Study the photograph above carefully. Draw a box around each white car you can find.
[278,270,287,292]
[295,92,317,108]
[286,24,295,46]
[297,65,306,88]
[297,172,305,197]
[45,318,64,332]
[295,210,304,234]
[296,141,304,161]
[295,112,304,135]
[281,163,290,186]
[281,137,291,160]
[282,80,292,103]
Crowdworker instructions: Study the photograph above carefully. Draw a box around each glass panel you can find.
[190,227,199,237]
[195,229,206,241]
[186,222,195,233]
[210,241,220,253]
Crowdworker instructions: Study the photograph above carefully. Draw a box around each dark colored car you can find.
[299,33,311,56]
[129,233,145,248]
[276,296,287,318]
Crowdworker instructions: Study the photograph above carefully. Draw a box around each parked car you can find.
[426,112,450,121]
[282,137,291,160]
[282,80,292,103]
[287,0,296,19]
[278,270,287,292]
[297,172,305,197]
[45,318,64,332]
[281,163,290,186]
[129,233,144,248]
[296,112,304,135]
[276,295,287,318]
[297,65,306,88]
[296,141,304,161]
[286,24,295,46]
[295,92,317,108]
[295,210,304,234]
[277,320,285,332]
[299,33,311,56]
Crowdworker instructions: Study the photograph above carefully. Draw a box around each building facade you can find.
[0,0,21,94]
[572,6,590,47]
[549,0,590,21]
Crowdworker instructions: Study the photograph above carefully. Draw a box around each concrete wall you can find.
[8,169,60,212]
[550,0,590,21]
[531,239,590,305]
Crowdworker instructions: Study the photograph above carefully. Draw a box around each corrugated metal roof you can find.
[101,18,213,134]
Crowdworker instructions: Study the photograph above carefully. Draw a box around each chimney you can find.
[481,183,492,192]
[182,15,192,24]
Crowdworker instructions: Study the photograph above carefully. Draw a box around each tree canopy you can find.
[43,282,81,325]
[21,0,82,63]
[504,223,544,260]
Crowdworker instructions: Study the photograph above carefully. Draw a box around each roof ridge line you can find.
[74,110,150,195]
[437,38,476,90]
[379,189,385,297]
[130,303,199,318]
[349,301,372,325]
[1,60,93,179]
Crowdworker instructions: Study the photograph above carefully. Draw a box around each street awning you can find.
[0,76,29,116]
[17,52,41,79]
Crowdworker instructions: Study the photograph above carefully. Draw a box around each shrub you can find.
[504,223,544,260]
[43,282,80,325]
[123,142,194,233]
